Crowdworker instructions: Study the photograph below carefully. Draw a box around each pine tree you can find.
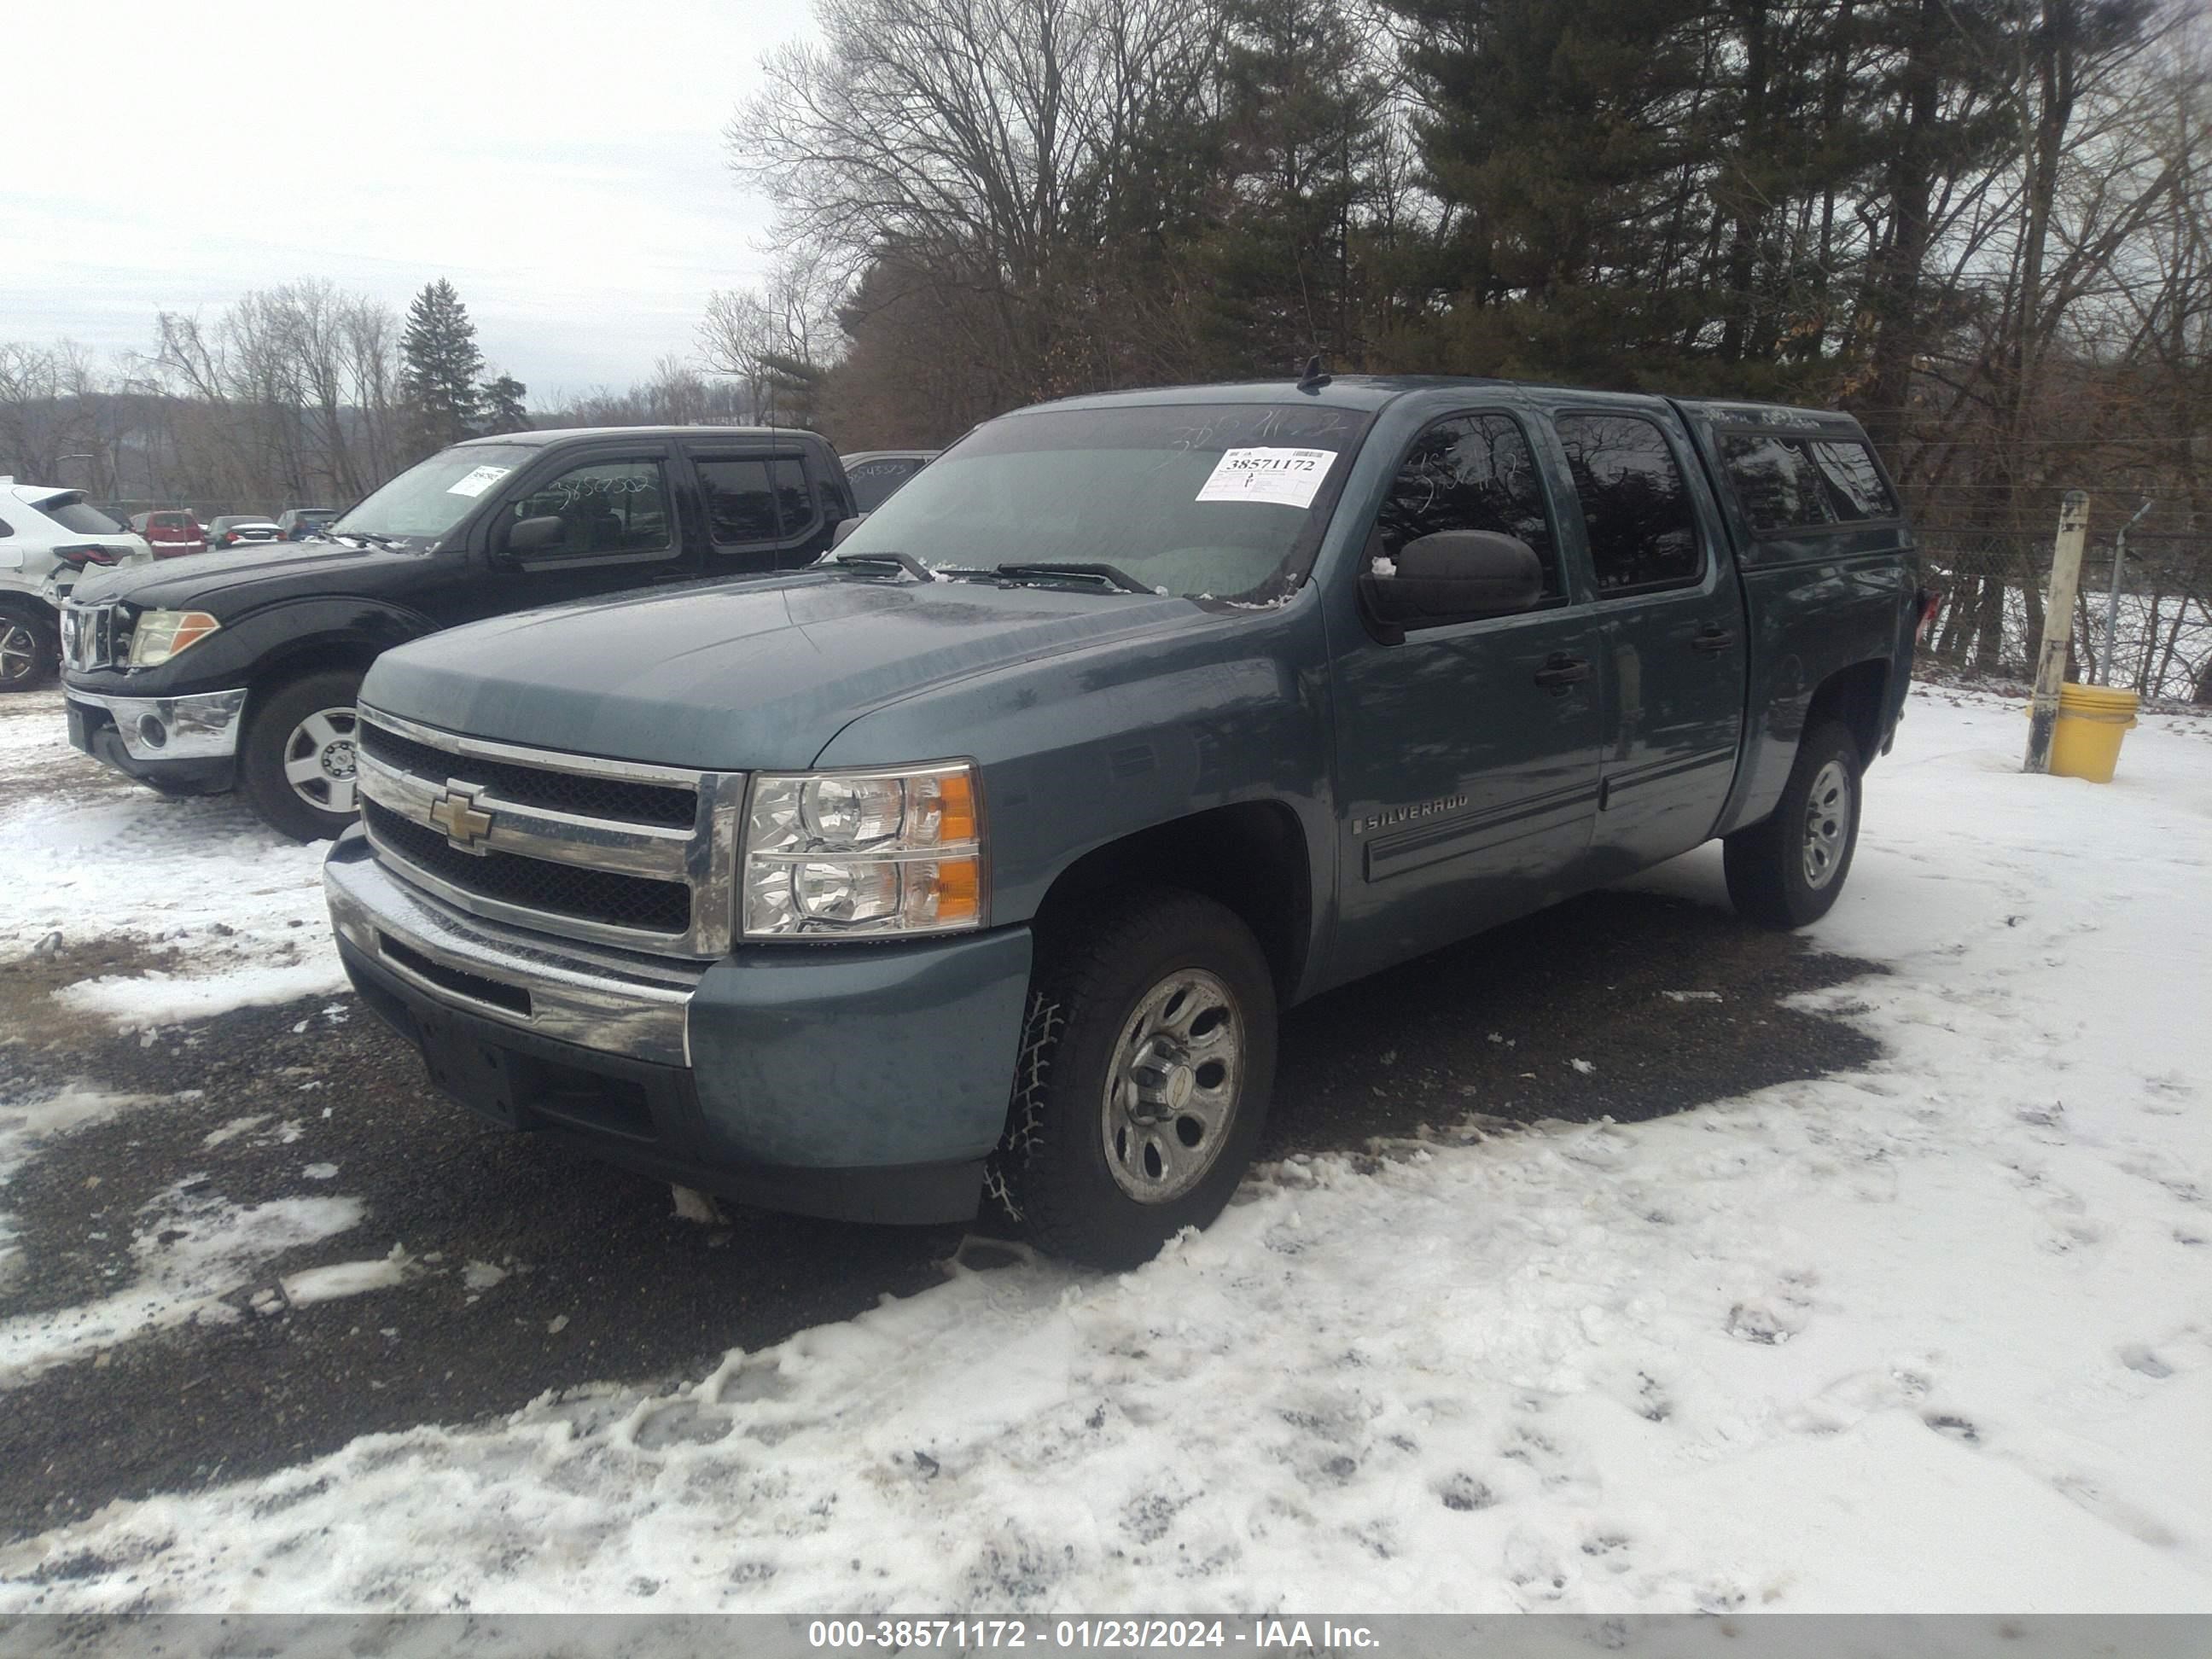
[398,278,485,457]
[1197,0,1389,375]
[479,374,531,435]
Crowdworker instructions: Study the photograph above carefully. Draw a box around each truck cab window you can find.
[509,459,671,556]
[1556,414,1701,592]
[697,458,779,544]
[1374,414,1562,597]
[1719,434,1901,531]
[772,457,817,538]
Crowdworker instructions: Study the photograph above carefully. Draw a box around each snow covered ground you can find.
[1,684,2209,1615]
[0,690,343,1024]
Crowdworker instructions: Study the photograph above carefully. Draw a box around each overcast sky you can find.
[3,0,811,399]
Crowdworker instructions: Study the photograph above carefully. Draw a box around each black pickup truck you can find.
[61,426,853,839]
[323,375,1924,1266]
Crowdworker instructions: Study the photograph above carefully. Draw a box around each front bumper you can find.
[65,686,247,792]
[324,830,1033,1225]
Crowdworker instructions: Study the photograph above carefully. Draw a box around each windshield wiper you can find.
[986,562,1159,595]
[830,551,936,582]
[332,529,402,550]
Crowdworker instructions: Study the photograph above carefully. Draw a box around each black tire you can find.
[1724,718,1863,928]
[0,608,58,692]
[239,669,366,841]
[987,888,1278,1270]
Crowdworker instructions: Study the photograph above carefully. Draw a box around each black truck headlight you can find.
[741,763,983,939]
[127,610,221,668]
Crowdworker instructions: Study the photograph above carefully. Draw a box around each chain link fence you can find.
[1918,529,2211,704]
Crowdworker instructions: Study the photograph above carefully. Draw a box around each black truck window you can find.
[1556,414,1702,592]
[1719,433,1899,533]
[509,458,672,556]
[773,457,818,538]
[697,458,779,545]
[1374,414,1561,597]
[698,456,820,549]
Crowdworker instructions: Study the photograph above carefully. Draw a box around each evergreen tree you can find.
[1196,0,1388,374]
[398,278,484,457]
[479,374,531,435]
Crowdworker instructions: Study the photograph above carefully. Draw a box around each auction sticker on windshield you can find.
[446,464,511,498]
[1195,447,1333,509]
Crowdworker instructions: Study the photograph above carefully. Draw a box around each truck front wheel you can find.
[240,669,367,841]
[989,889,1278,1270]
[1724,719,1862,928]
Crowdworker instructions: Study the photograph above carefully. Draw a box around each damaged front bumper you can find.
[65,685,247,793]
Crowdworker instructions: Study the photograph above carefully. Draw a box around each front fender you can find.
[69,596,434,698]
[812,595,1337,957]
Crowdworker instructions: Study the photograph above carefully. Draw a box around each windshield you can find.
[847,457,925,512]
[834,404,1371,601]
[332,444,536,544]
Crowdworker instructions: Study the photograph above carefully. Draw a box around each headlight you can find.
[742,762,984,939]
[127,609,221,668]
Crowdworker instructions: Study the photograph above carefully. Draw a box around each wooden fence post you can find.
[2024,491,2091,774]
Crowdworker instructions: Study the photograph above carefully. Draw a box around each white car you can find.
[0,480,153,690]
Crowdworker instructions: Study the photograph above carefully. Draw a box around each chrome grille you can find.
[354,705,743,958]
[358,721,696,827]
[62,600,121,672]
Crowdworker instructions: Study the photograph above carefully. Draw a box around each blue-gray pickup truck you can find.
[323,374,1924,1266]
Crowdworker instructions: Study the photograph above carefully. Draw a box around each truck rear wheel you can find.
[988,889,1277,1270]
[240,669,366,841]
[1724,718,1862,928]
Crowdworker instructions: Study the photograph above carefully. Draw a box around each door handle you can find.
[1533,653,1593,688]
[1691,626,1736,655]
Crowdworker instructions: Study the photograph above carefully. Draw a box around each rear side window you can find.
[41,496,124,535]
[1556,414,1702,592]
[697,456,821,545]
[1720,434,1899,533]
[1373,413,1563,597]
[698,458,778,544]
[773,457,818,537]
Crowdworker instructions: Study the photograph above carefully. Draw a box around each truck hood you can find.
[362,570,1201,771]
[70,539,427,611]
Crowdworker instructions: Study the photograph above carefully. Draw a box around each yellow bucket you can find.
[2046,681,2139,783]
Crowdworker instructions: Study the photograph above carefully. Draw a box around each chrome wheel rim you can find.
[283,706,359,814]
[1100,968,1243,1204]
[1802,759,1851,890]
[0,622,35,684]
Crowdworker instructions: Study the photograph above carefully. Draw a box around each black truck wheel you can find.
[240,669,366,841]
[1724,718,1863,928]
[988,888,1278,1270]
[0,607,57,691]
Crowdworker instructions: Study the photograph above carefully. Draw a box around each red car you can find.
[130,510,207,558]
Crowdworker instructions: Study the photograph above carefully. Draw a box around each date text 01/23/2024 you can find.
[807,1621,1381,1650]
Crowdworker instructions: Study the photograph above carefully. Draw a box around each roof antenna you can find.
[1296,354,1330,393]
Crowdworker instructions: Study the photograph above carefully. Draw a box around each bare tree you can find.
[0,341,103,484]
[729,0,1229,403]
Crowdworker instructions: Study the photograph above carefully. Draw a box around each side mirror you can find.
[1360,530,1545,638]
[830,515,865,548]
[505,515,567,556]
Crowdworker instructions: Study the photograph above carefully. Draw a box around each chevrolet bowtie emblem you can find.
[428,784,495,852]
